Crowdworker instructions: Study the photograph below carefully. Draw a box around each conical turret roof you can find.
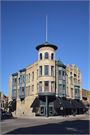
[36,42,58,51]
[57,58,66,68]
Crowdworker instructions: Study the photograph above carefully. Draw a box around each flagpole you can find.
[46,14,47,42]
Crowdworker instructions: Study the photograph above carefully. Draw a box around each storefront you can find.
[6,100,16,113]
[31,96,85,117]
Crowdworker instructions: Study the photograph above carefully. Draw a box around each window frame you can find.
[39,82,42,92]
[44,65,49,75]
[59,70,61,80]
[44,81,49,92]
[51,53,54,60]
[51,66,54,76]
[39,66,42,76]
[40,53,42,60]
[45,52,49,59]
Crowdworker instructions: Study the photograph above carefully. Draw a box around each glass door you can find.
[40,106,45,116]
[49,106,54,116]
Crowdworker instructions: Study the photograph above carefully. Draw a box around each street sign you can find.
[60,107,63,110]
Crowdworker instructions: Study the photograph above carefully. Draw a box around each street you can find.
[1,115,90,134]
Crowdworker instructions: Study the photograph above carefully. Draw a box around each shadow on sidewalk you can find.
[5,119,89,134]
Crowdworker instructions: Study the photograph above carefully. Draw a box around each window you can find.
[40,53,42,60]
[78,80,80,85]
[78,89,80,97]
[12,90,16,97]
[15,78,17,85]
[74,79,77,85]
[67,87,69,96]
[26,87,28,96]
[29,74,30,82]
[28,86,30,95]
[75,89,77,97]
[71,77,73,85]
[39,82,42,92]
[74,74,76,77]
[22,75,25,83]
[32,85,34,91]
[22,87,24,95]
[45,65,49,75]
[45,52,49,59]
[51,82,54,92]
[59,84,62,94]
[14,90,16,97]
[51,66,54,76]
[13,78,14,86]
[70,72,72,75]
[63,85,65,94]
[32,72,34,81]
[37,83,38,92]
[26,75,28,83]
[39,66,42,76]
[71,88,73,97]
[51,53,54,60]
[59,70,61,80]
[20,75,22,84]
[44,81,49,91]
[63,71,65,80]
[20,87,25,95]
[37,70,38,79]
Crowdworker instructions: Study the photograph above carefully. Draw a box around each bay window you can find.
[45,65,49,75]
[44,81,49,91]
[51,66,54,76]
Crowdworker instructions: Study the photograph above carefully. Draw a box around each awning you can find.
[54,98,73,109]
[72,100,86,109]
[6,101,16,108]
[30,98,40,108]
[54,98,59,108]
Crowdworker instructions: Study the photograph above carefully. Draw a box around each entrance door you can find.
[40,106,45,116]
[49,106,53,116]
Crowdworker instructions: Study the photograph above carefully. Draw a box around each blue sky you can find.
[1,1,89,96]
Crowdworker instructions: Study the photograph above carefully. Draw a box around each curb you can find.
[15,114,89,120]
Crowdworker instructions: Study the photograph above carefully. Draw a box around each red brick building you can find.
[0,92,8,110]
[82,89,90,109]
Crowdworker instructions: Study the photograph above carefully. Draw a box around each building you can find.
[0,92,8,110]
[82,89,90,111]
[7,41,85,117]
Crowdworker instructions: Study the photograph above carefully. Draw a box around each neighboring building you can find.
[82,89,90,110]
[7,41,85,117]
[0,92,8,110]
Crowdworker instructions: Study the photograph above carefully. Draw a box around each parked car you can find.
[3,112,12,117]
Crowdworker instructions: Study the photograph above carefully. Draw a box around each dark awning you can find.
[30,97,40,108]
[78,100,86,109]
[54,98,73,109]
[54,97,59,108]
[72,100,86,109]
[6,101,16,108]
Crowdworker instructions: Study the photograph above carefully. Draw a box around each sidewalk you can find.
[15,114,90,120]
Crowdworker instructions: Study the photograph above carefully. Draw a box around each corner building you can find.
[8,42,85,117]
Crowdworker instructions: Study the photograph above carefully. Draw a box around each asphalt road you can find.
[1,116,90,134]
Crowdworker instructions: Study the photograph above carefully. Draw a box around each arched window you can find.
[51,53,54,60]
[40,53,42,60]
[45,52,49,59]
